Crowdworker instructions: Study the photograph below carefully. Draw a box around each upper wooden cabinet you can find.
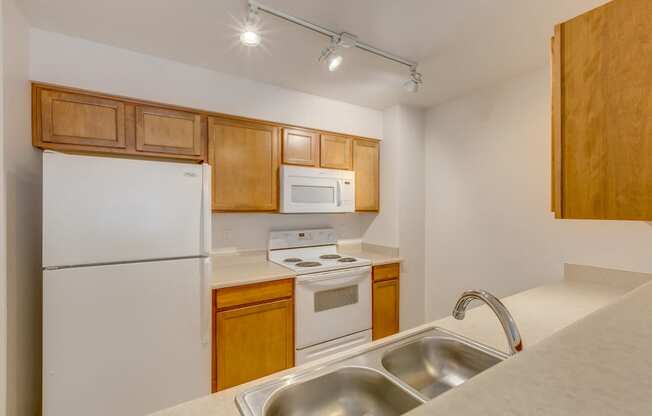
[208,117,280,211]
[282,128,320,167]
[32,84,206,162]
[135,105,203,157]
[33,83,382,213]
[353,138,380,212]
[551,0,652,220]
[320,134,353,170]
[37,89,127,149]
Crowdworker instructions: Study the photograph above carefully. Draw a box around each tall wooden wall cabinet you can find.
[551,0,652,220]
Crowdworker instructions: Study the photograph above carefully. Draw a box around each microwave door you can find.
[283,177,339,213]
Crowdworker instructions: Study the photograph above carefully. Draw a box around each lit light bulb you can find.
[327,54,343,72]
[240,29,261,47]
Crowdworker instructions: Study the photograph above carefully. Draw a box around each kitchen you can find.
[3,0,652,415]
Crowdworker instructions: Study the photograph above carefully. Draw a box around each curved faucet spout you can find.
[452,290,523,355]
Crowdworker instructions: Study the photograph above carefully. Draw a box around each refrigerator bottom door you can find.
[43,258,211,416]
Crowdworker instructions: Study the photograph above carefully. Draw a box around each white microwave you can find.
[280,165,355,213]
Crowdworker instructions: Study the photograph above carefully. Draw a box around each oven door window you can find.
[314,285,359,312]
[291,185,335,204]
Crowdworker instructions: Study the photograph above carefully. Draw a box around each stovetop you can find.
[268,247,371,275]
[268,229,371,275]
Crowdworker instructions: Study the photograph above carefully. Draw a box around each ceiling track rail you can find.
[249,0,418,69]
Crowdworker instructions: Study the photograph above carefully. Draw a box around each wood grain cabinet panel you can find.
[353,138,380,211]
[320,134,352,170]
[38,89,126,149]
[212,279,295,392]
[552,0,652,220]
[372,276,399,341]
[208,117,280,211]
[135,106,202,157]
[282,128,320,167]
[215,299,294,391]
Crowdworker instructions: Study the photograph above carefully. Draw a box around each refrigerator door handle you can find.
[200,257,211,345]
[201,164,212,256]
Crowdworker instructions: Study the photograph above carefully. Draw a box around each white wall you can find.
[29,29,383,139]
[0,1,6,414]
[213,213,371,252]
[425,67,652,319]
[396,106,426,329]
[364,105,426,330]
[3,1,43,415]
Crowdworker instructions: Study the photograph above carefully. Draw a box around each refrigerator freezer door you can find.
[43,258,211,416]
[43,151,205,268]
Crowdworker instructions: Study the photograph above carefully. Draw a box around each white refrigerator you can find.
[42,151,212,416]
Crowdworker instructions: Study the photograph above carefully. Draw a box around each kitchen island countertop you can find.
[153,264,651,416]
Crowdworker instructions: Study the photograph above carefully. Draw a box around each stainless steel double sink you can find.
[236,326,508,416]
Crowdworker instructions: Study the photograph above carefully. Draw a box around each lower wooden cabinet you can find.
[212,279,294,392]
[372,263,400,340]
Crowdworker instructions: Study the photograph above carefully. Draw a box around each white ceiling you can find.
[19,0,609,110]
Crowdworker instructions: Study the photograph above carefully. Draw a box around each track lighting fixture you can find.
[240,2,261,47]
[242,1,424,91]
[404,67,423,93]
[319,45,343,72]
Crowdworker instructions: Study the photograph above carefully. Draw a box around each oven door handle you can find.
[296,266,371,287]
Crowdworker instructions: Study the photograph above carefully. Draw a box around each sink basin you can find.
[236,327,507,416]
[381,336,502,399]
[263,367,422,416]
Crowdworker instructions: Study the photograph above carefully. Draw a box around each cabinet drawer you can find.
[373,263,400,282]
[215,279,293,310]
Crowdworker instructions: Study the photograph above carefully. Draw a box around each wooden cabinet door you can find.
[208,117,279,211]
[215,299,294,391]
[282,128,320,167]
[353,139,379,211]
[38,89,126,149]
[320,134,352,170]
[372,278,399,340]
[135,105,203,158]
[552,0,652,220]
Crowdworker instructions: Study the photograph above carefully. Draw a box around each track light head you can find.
[240,2,262,47]
[404,67,423,93]
[319,37,344,72]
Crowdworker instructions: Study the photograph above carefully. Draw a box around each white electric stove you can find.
[268,229,373,365]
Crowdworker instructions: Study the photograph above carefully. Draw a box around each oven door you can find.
[295,266,372,349]
[280,166,354,213]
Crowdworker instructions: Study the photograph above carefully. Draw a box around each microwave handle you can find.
[336,180,342,207]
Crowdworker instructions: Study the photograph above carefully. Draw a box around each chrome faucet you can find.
[452,290,523,355]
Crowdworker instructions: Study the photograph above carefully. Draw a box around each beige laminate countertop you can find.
[153,264,651,416]
[211,244,402,289]
[211,252,295,290]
